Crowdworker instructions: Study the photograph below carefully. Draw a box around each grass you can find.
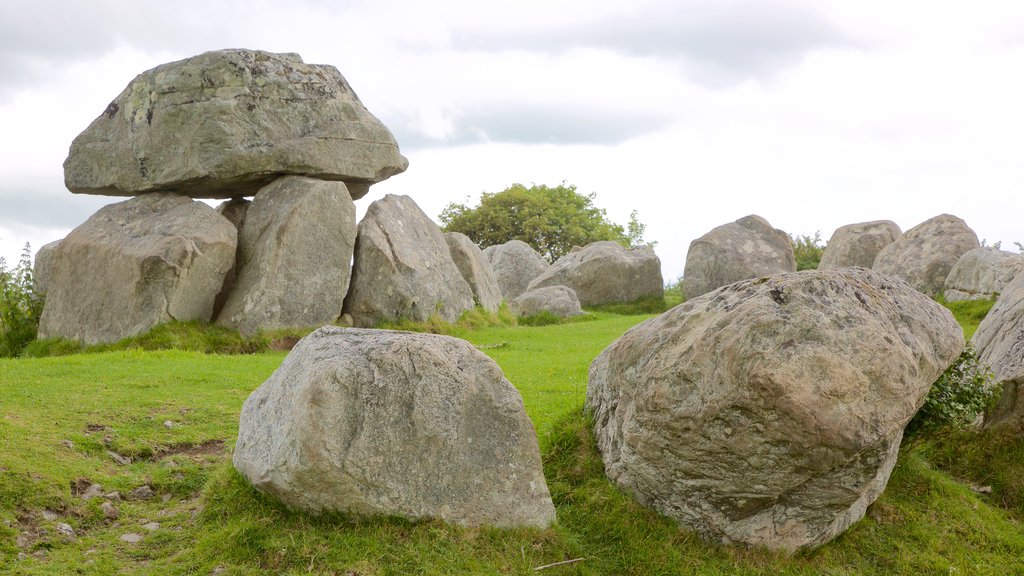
[937,296,996,341]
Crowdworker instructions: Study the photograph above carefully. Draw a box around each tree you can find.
[790,231,824,271]
[0,244,43,357]
[439,183,651,262]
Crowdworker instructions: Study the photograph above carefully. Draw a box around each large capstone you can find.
[216,176,356,336]
[38,193,236,344]
[873,214,980,297]
[943,247,1024,302]
[233,326,556,528]
[482,240,550,301]
[587,268,963,551]
[64,49,407,200]
[972,271,1024,433]
[527,241,663,307]
[818,220,902,270]
[682,215,796,300]
[343,195,474,327]
[444,232,502,312]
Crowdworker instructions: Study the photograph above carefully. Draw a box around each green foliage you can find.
[790,231,825,271]
[586,295,672,315]
[907,344,1000,435]
[0,244,43,358]
[439,182,650,263]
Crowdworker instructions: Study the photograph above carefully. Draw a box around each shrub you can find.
[0,244,43,358]
[907,343,1000,435]
[790,231,824,271]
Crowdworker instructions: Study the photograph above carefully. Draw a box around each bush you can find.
[0,244,43,358]
[907,343,1000,435]
[790,231,824,271]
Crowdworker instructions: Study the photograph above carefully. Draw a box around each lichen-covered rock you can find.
[873,214,980,297]
[527,241,663,307]
[444,232,502,312]
[233,327,556,528]
[216,177,356,336]
[943,247,1024,302]
[38,193,236,344]
[64,49,407,200]
[682,215,795,300]
[343,195,474,327]
[973,272,1024,433]
[482,240,550,301]
[32,239,62,296]
[587,268,963,551]
[818,220,901,270]
[510,285,584,318]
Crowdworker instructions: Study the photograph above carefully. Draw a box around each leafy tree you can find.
[439,183,651,262]
[790,231,824,271]
[0,244,43,357]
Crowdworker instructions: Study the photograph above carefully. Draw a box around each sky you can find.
[2,0,1023,281]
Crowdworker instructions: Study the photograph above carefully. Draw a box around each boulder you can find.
[217,177,356,336]
[587,268,963,551]
[38,193,236,344]
[510,285,584,318]
[527,241,663,307]
[343,195,474,327]
[64,49,407,200]
[482,240,550,301]
[233,326,556,528]
[211,198,250,318]
[818,220,901,270]
[444,232,502,312]
[943,247,1024,302]
[32,239,62,296]
[972,271,1024,432]
[873,214,980,297]
[682,215,796,300]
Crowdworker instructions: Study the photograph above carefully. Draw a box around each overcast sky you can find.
[2,0,1023,281]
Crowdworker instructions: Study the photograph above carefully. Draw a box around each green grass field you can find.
[2,303,1024,574]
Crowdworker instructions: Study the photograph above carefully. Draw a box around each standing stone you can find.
[527,241,663,307]
[682,215,796,300]
[510,285,584,318]
[588,268,963,551]
[211,198,251,318]
[343,195,474,327]
[32,239,62,296]
[973,271,1024,432]
[482,240,550,301]
[64,49,407,200]
[873,214,980,297]
[444,232,502,312]
[818,220,901,270]
[233,327,556,528]
[38,193,236,344]
[217,177,356,336]
[943,247,1024,302]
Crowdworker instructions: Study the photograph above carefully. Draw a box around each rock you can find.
[342,195,474,327]
[233,327,555,528]
[217,177,356,335]
[41,510,59,521]
[444,232,502,312]
[873,214,980,297]
[943,247,1024,302]
[80,484,103,500]
[818,220,902,270]
[100,501,119,519]
[142,522,160,532]
[482,240,550,301]
[973,272,1024,432]
[103,491,122,502]
[527,241,663,307]
[32,239,61,296]
[64,49,407,200]
[119,533,143,544]
[127,485,155,501]
[163,420,175,429]
[510,286,584,318]
[60,440,74,450]
[587,268,963,551]
[37,193,236,344]
[107,451,132,466]
[55,523,75,537]
[682,215,796,300]
[211,198,250,318]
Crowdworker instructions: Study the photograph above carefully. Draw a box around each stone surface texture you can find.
[818,220,902,271]
[216,176,356,336]
[343,195,474,327]
[587,268,963,551]
[972,271,1024,432]
[64,49,407,200]
[233,326,556,528]
[38,193,236,344]
[444,232,502,312]
[510,285,584,318]
[527,241,663,306]
[211,198,251,318]
[873,214,980,297]
[482,240,550,301]
[943,247,1024,302]
[32,239,62,296]
[682,215,796,300]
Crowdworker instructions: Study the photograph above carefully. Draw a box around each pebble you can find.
[119,533,143,544]
[128,485,155,500]
[41,510,59,521]
[107,450,132,465]
[100,501,119,519]
[142,522,160,531]
[164,420,175,429]
[81,483,104,500]
[61,440,74,450]
[56,522,75,537]
[104,491,122,502]
[17,552,26,561]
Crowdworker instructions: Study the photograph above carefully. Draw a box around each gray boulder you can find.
[873,214,980,297]
[217,177,356,336]
[343,195,474,327]
[972,271,1024,433]
[587,268,963,551]
[482,240,550,301]
[682,215,796,300]
[32,240,62,296]
[510,285,584,318]
[211,198,251,318]
[64,49,407,200]
[38,193,236,344]
[444,232,502,312]
[818,220,902,270]
[527,241,663,307]
[943,247,1024,302]
[233,326,556,528]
